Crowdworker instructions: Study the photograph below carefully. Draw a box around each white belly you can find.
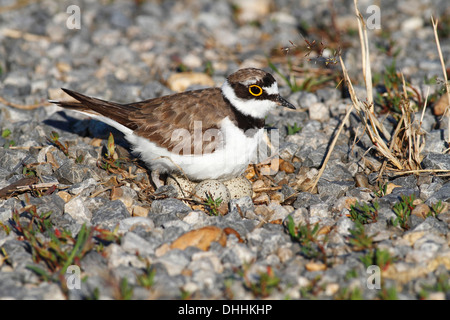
[127,117,264,181]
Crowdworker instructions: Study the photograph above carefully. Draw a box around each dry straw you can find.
[310,0,450,191]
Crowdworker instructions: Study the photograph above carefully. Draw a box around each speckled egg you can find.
[166,174,196,198]
[223,176,253,199]
[193,179,231,204]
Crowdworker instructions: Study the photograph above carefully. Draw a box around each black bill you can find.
[278,95,296,109]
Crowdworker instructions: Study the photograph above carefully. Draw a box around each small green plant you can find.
[8,201,121,295]
[47,131,69,156]
[106,132,116,160]
[268,60,334,93]
[180,288,193,300]
[75,155,84,164]
[374,182,387,197]
[419,273,449,299]
[373,59,421,114]
[1,128,11,138]
[360,248,394,271]
[239,264,280,298]
[378,286,398,300]
[345,269,359,280]
[249,266,281,298]
[299,275,324,299]
[348,221,374,251]
[137,265,156,289]
[391,194,415,230]
[428,200,444,217]
[286,122,302,135]
[204,61,214,76]
[286,215,328,263]
[118,278,134,300]
[0,221,11,235]
[2,128,16,148]
[349,201,379,224]
[268,60,301,92]
[335,286,363,300]
[203,192,224,216]
[22,166,36,178]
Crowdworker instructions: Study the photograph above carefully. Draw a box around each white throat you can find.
[221,80,278,119]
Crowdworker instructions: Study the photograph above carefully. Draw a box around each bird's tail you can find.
[50,88,139,131]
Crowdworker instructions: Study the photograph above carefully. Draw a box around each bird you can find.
[51,68,295,187]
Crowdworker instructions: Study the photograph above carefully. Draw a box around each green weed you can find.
[348,221,374,251]
[360,248,394,271]
[391,194,415,230]
[286,122,302,135]
[286,215,328,264]
[349,201,379,224]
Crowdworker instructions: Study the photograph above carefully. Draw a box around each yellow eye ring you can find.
[249,85,263,96]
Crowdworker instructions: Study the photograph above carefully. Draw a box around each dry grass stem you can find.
[431,16,450,150]
[309,104,353,191]
[0,95,51,110]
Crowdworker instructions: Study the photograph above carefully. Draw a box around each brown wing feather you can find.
[55,88,231,155]
[130,88,228,154]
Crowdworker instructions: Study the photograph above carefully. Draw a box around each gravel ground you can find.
[0,0,449,300]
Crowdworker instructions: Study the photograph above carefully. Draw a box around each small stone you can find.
[91,200,130,229]
[422,153,450,171]
[253,192,270,204]
[232,0,272,23]
[183,210,209,225]
[305,261,327,271]
[309,203,329,220]
[277,246,293,263]
[167,72,215,92]
[57,191,72,203]
[308,102,329,121]
[401,16,423,32]
[270,192,284,204]
[154,249,190,276]
[252,179,266,189]
[151,198,192,215]
[427,292,446,300]
[229,196,254,216]
[411,203,430,219]
[118,217,154,234]
[155,243,171,258]
[325,283,340,296]
[64,197,92,224]
[355,173,370,188]
[54,161,99,185]
[121,232,154,256]
[132,205,149,217]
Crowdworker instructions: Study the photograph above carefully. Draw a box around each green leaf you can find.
[1,128,11,138]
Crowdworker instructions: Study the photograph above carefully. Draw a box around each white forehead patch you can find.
[240,78,259,86]
[263,81,279,95]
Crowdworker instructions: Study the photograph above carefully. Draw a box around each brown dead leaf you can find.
[223,227,244,243]
[433,94,449,116]
[171,226,227,251]
[305,261,327,271]
[279,159,295,173]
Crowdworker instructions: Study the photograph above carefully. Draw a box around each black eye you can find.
[249,85,263,96]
